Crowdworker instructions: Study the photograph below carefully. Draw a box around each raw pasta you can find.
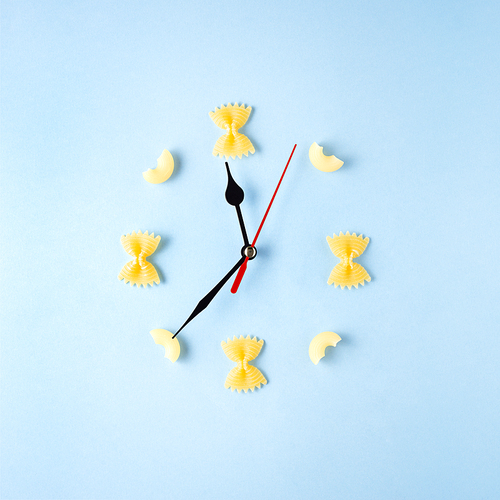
[309,142,344,172]
[143,149,174,184]
[209,103,255,159]
[150,329,180,363]
[309,331,342,365]
[327,231,371,289]
[221,335,267,393]
[118,231,161,287]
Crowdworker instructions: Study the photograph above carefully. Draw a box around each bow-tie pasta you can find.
[327,231,371,289]
[221,336,267,393]
[118,231,161,287]
[209,103,255,159]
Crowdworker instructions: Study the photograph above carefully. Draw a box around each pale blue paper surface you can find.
[1,1,499,499]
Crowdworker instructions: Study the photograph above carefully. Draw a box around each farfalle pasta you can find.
[118,230,161,287]
[209,103,255,159]
[327,231,371,289]
[221,335,267,393]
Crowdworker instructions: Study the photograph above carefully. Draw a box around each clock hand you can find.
[173,255,246,338]
[231,144,297,294]
[224,162,249,247]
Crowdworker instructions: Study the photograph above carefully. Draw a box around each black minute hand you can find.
[172,255,246,338]
[225,162,249,247]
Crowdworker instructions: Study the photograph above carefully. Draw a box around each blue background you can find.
[1,1,499,499]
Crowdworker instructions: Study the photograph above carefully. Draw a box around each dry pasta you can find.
[326,231,371,289]
[309,331,342,365]
[209,103,255,159]
[118,230,161,287]
[221,335,267,393]
[150,329,180,363]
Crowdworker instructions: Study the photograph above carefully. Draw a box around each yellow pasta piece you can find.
[309,331,342,365]
[209,103,255,159]
[150,329,180,363]
[118,230,161,287]
[221,335,267,393]
[142,149,174,184]
[327,231,371,289]
[309,142,344,172]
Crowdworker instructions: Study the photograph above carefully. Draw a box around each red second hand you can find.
[231,144,297,294]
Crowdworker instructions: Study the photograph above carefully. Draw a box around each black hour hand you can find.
[225,162,249,247]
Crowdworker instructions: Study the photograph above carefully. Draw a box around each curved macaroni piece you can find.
[209,103,255,159]
[143,149,174,184]
[327,231,371,289]
[309,142,344,172]
[118,230,161,287]
[221,335,267,393]
[150,329,180,362]
[309,331,342,365]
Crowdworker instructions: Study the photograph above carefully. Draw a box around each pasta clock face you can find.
[119,102,372,393]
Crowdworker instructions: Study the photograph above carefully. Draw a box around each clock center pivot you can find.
[242,245,257,260]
